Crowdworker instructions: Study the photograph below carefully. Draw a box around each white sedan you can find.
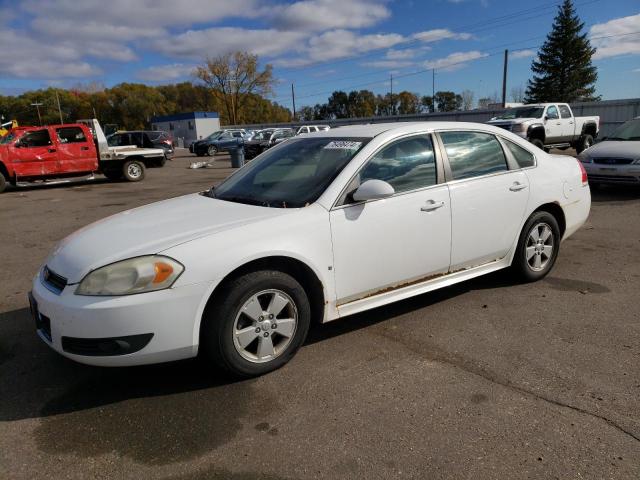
[30,122,591,377]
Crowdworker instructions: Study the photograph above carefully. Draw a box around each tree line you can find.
[0,81,292,130]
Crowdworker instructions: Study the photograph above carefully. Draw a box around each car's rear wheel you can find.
[201,270,311,378]
[0,172,7,193]
[123,160,145,182]
[576,134,594,154]
[207,145,218,156]
[512,211,561,282]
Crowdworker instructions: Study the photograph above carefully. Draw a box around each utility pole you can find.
[502,49,509,108]
[291,83,296,121]
[31,101,43,125]
[432,69,435,112]
[55,90,64,124]
[390,73,394,115]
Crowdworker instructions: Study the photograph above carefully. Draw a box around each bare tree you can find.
[510,85,525,103]
[460,90,475,110]
[194,51,274,125]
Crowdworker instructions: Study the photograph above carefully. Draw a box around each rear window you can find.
[56,127,87,144]
[502,139,535,168]
[440,131,508,180]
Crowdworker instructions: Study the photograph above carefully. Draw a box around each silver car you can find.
[579,117,640,186]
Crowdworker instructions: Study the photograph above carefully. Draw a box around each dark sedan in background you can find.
[244,128,295,159]
[190,130,245,156]
[107,130,173,166]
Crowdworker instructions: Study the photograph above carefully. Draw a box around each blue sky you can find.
[0,0,638,109]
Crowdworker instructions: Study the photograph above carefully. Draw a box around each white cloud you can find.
[0,29,101,78]
[590,14,640,59]
[272,0,391,31]
[136,64,196,82]
[424,51,488,71]
[153,27,308,59]
[360,60,415,68]
[511,49,535,59]
[412,29,471,43]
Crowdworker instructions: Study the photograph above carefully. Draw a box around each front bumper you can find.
[583,163,640,185]
[30,274,213,366]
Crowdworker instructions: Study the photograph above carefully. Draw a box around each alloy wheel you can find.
[525,222,554,271]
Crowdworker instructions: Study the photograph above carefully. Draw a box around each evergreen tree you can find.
[525,0,598,103]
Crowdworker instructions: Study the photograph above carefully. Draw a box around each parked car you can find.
[30,122,590,377]
[487,103,599,153]
[107,130,172,167]
[244,128,295,159]
[0,119,165,192]
[578,116,640,186]
[296,125,330,135]
[189,130,245,156]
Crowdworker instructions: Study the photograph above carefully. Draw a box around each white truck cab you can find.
[487,103,599,153]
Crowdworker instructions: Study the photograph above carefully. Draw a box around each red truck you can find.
[0,119,166,193]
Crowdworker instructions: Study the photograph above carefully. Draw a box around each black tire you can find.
[207,145,218,156]
[154,157,167,167]
[575,134,593,154]
[529,138,545,150]
[512,211,561,282]
[122,160,145,182]
[0,172,7,193]
[103,169,122,181]
[201,270,311,378]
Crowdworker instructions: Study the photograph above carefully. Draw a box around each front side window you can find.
[546,106,559,120]
[440,131,508,180]
[21,129,52,147]
[559,105,572,119]
[212,137,370,208]
[359,135,437,194]
[502,138,535,168]
[56,127,87,144]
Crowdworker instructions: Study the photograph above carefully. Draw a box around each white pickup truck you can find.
[487,103,599,153]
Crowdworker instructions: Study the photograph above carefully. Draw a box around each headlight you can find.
[76,255,184,296]
[578,153,592,163]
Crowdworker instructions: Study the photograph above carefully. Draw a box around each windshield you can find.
[252,130,274,141]
[0,132,16,144]
[495,107,544,120]
[204,130,224,140]
[210,137,370,208]
[607,119,640,141]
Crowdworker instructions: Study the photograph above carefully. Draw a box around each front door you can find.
[11,129,58,177]
[438,130,530,270]
[330,134,451,305]
[55,126,96,174]
[544,105,563,143]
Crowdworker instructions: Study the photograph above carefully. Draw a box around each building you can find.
[150,112,220,148]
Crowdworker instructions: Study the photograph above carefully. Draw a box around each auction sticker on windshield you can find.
[323,141,362,150]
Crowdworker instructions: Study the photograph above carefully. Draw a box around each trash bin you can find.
[229,145,245,168]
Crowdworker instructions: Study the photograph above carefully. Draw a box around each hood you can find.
[487,118,535,125]
[46,193,288,283]
[580,140,640,159]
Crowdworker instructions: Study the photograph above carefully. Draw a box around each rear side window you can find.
[502,139,535,168]
[21,129,52,147]
[559,105,572,119]
[56,127,87,144]
[440,131,508,180]
[360,135,437,193]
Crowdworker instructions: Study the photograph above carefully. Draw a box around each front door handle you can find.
[48,148,56,153]
[420,200,445,212]
[80,146,90,151]
[509,182,527,192]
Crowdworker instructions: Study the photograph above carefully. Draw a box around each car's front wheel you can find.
[207,145,218,156]
[201,270,311,377]
[512,211,561,282]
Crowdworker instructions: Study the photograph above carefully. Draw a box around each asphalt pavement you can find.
[1,149,639,479]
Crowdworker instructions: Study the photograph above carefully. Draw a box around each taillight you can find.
[577,159,588,185]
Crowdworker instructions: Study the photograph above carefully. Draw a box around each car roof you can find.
[308,121,510,138]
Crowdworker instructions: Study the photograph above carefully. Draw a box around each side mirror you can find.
[351,179,395,202]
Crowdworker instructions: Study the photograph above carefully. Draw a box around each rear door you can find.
[437,130,530,270]
[11,128,58,176]
[558,104,576,140]
[55,126,96,173]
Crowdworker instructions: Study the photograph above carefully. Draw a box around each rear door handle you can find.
[80,146,89,151]
[509,182,527,192]
[420,200,445,212]
[48,148,56,153]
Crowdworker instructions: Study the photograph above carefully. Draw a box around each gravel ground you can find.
[1,148,639,479]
